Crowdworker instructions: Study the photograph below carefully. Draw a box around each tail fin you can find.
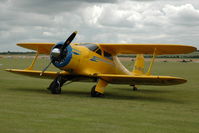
[132,54,144,75]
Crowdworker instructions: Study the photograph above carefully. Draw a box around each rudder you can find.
[132,54,144,75]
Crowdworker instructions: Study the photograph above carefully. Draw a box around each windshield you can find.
[78,43,99,51]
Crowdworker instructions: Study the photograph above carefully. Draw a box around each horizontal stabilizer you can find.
[97,74,186,86]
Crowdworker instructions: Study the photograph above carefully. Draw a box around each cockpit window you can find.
[95,49,102,55]
[104,51,113,60]
[78,43,98,51]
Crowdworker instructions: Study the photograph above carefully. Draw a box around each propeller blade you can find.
[61,31,78,51]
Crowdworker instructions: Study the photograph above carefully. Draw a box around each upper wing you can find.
[17,43,197,55]
[97,74,186,85]
[17,43,56,54]
[99,44,197,55]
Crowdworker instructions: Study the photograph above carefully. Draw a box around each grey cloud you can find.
[163,4,199,26]
[9,0,118,14]
[0,0,199,52]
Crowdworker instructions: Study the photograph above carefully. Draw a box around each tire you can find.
[50,79,61,94]
[133,86,138,91]
[130,85,138,91]
[90,85,103,97]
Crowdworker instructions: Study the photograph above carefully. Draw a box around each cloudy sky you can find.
[0,0,199,52]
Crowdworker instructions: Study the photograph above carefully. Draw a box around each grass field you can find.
[0,57,199,133]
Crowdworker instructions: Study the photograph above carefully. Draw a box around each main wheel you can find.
[133,87,138,91]
[51,81,61,94]
[133,86,138,91]
[90,85,104,97]
[48,77,62,94]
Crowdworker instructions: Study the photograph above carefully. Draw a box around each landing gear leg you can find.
[90,79,108,97]
[48,76,66,94]
[131,85,138,91]
[91,85,104,97]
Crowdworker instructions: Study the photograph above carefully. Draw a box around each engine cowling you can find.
[50,42,73,68]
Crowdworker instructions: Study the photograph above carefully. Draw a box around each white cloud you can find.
[83,5,103,25]
[163,4,199,25]
[0,0,199,52]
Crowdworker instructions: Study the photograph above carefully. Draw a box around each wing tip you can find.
[4,69,12,72]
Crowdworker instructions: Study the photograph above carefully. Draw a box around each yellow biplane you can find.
[5,31,197,97]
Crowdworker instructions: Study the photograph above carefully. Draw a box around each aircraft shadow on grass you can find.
[8,87,184,104]
[112,87,172,93]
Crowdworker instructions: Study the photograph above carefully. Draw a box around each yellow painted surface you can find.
[5,69,69,79]
[146,48,156,75]
[99,43,196,55]
[17,43,55,54]
[17,43,197,55]
[25,51,39,70]
[97,74,187,85]
[95,79,108,93]
[60,44,126,75]
[132,54,144,75]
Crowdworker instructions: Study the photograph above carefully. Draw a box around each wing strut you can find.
[146,48,156,75]
[25,50,39,70]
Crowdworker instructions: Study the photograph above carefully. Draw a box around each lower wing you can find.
[97,74,186,86]
[5,69,186,86]
[4,69,96,82]
[5,69,69,79]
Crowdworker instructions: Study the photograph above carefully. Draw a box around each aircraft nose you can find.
[51,48,60,57]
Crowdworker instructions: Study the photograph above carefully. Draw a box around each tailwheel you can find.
[91,85,104,97]
[48,76,65,94]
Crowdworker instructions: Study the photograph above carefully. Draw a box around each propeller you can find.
[40,31,78,76]
[61,31,78,54]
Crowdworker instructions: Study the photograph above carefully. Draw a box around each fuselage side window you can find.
[104,51,113,60]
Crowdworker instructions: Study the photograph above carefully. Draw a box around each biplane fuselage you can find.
[58,42,129,76]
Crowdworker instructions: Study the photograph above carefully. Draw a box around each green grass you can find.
[0,57,199,133]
